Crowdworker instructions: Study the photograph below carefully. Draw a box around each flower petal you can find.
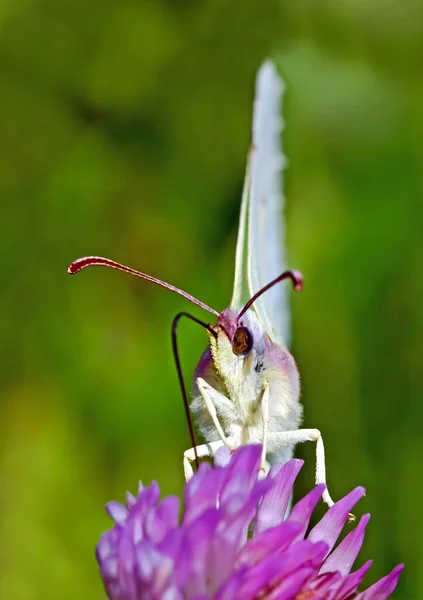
[308,487,366,556]
[237,521,302,568]
[254,458,304,534]
[326,560,373,600]
[144,495,180,544]
[260,541,328,599]
[286,484,326,540]
[178,509,221,596]
[206,482,271,593]
[135,540,177,597]
[266,566,317,600]
[320,513,371,576]
[219,445,262,504]
[307,570,343,593]
[183,462,226,524]
[218,556,288,600]
[96,529,118,563]
[106,502,128,524]
[355,564,404,600]
[214,445,232,467]
[125,492,136,509]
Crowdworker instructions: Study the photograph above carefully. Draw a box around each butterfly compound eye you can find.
[232,327,253,356]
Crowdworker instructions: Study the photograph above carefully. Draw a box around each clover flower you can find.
[96,445,403,599]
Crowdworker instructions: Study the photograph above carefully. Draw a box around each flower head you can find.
[96,445,403,599]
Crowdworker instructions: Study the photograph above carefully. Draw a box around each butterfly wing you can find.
[231,61,289,345]
[248,62,288,345]
[230,149,251,309]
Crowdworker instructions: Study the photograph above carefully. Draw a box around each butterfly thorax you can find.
[210,309,266,418]
[191,308,302,447]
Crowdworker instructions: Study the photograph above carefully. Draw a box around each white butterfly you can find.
[68,61,334,508]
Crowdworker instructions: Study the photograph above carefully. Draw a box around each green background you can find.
[0,1,421,598]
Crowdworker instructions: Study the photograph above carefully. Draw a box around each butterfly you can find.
[68,61,335,509]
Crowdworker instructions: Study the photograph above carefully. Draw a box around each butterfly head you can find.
[208,307,266,379]
[208,270,303,380]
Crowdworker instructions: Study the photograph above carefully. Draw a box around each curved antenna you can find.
[237,269,303,321]
[171,312,217,470]
[68,256,219,316]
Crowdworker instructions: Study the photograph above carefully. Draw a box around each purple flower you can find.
[96,445,403,599]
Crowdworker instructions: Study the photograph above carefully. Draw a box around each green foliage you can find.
[0,0,421,597]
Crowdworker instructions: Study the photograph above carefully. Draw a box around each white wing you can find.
[230,149,251,309]
[231,61,290,345]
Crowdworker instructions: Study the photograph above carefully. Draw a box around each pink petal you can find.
[320,513,371,576]
[237,521,302,567]
[326,560,373,600]
[286,484,326,540]
[355,564,404,600]
[254,459,304,533]
[106,501,128,524]
[308,487,365,557]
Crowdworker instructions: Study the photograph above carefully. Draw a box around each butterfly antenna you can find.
[237,269,303,320]
[68,256,219,316]
[172,312,218,470]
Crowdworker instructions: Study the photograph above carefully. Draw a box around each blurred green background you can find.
[0,0,422,598]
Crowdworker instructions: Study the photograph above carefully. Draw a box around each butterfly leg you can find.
[183,440,226,481]
[196,377,236,450]
[267,429,335,509]
[260,381,269,472]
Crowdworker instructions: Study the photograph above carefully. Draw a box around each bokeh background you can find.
[1,0,422,598]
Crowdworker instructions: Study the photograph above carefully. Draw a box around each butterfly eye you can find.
[232,327,253,356]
